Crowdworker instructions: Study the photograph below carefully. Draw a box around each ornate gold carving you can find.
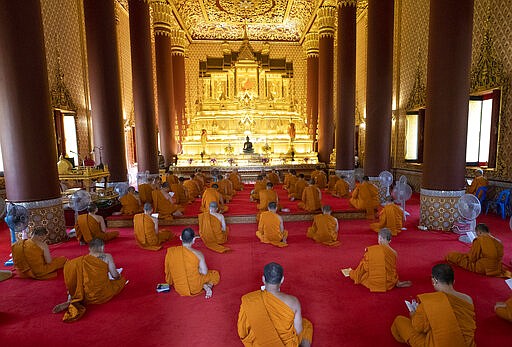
[338,0,357,7]
[304,31,319,56]
[151,0,178,35]
[406,50,426,110]
[51,55,76,111]
[170,28,187,54]
[317,3,336,37]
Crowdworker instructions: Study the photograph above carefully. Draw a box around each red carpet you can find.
[0,195,511,346]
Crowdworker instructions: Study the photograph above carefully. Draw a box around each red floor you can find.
[0,189,510,347]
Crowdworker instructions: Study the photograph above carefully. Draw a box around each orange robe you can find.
[138,183,154,205]
[251,179,267,200]
[11,239,67,279]
[152,190,181,220]
[267,172,280,185]
[349,181,380,219]
[466,175,488,198]
[62,255,126,322]
[133,213,173,251]
[229,172,244,191]
[257,189,278,211]
[446,234,504,276]
[312,170,327,189]
[119,193,142,215]
[170,183,188,205]
[349,244,398,292]
[256,211,288,247]
[334,179,350,198]
[75,214,119,243]
[198,212,230,253]
[297,185,322,211]
[289,179,307,200]
[238,290,314,347]
[201,187,228,212]
[307,214,339,246]
[218,178,234,203]
[391,292,476,347]
[164,246,220,296]
[183,179,200,201]
[165,173,179,185]
[496,297,512,323]
[371,203,404,236]
[284,174,297,191]
[328,174,340,192]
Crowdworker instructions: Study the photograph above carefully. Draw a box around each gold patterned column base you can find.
[14,197,67,244]
[420,189,465,231]
[369,176,386,203]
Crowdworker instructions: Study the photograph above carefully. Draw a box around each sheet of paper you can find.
[341,268,352,277]
[505,278,512,290]
[466,231,477,243]
[109,268,123,280]
[168,191,175,197]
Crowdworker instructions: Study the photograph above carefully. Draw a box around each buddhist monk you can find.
[349,176,380,219]
[250,175,268,201]
[238,262,313,347]
[198,202,230,253]
[152,182,184,220]
[258,182,279,212]
[370,196,404,236]
[266,169,280,185]
[229,169,244,191]
[201,183,228,213]
[171,177,190,205]
[165,171,179,185]
[133,203,173,251]
[446,223,506,277]
[391,264,476,346]
[298,179,322,212]
[138,182,154,205]
[311,166,327,189]
[466,169,487,199]
[53,238,127,322]
[12,226,67,279]
[495,297,512,323]
[75,203,119,243]
[256,202,288,247]
[307,205,339,246]
[327,172,340,193]
[332,176,350,198]
[183,174,201,201]
[289,173,307,201]
[218,174,235,203]
[284,169,297,191]
[165,228,220,298]
[119,186,142,215]
[348,228,411,292]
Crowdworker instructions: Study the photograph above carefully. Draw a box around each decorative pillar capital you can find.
[317,3,337,38]
[304,31,319,56]
[338,0,358,7]
[170,28,186,55]
[150,0,174,36]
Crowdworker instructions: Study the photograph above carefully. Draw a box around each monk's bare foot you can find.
[204,284,213,299]
[173,211,183,217]
[397,280,412,288]
[300,339,311,347]
[52,301,70,313]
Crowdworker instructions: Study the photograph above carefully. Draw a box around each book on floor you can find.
[109,268,123,280]
[405,299,418,312]
[156,283,171,293]
[341,268,352,277]
[505,278,512,290]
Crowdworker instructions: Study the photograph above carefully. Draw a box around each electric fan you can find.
[392,180,413,220]
[114,182,129,198]
[4,203,29,244]
[379,171,393,198]
[454,194,481,243]
[69,190,91,224]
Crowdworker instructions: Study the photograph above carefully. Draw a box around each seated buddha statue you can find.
[243,136,254,154]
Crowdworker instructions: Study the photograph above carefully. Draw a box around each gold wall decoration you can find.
[51,55,77,111]
[405,50,427,110]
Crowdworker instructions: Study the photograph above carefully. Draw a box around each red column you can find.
[335,1,357,171]
[305,32,319,144]
[363,0,394,176]
[128,0,159,174]
[83,0,127,182]
[171,29,187,151]
[422,0,474,190]
[317,4,336,164]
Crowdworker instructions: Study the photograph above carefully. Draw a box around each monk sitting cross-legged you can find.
[495,296,512,323]
[53,238,127,322]
[170,177,189,206]
[165,228,220,298]
[446,223,508,277]
[266,169,280,186]
[152,182,184,220]
[391,263,476,347]
[349,176,380,219]
[297,179,322,212]
[307,205,340,247]
[348,228,411,292]
[198,202,230,253]
[466,168,487,199]
[183,174,201,202]
[201,183,228,213]
[289,174,307,201]
[370,196,404,236]
[238,262,313,347]
[133,203,173,251]
[119,186,142,215]
[12,226,67,279]
[332,175,350,198]
[75,203,119,244]
[327,172,340,193]
[256,202,288,247]
[250,175,268,202]
[229,169,244,191]
[218,174,235,203]
[311,166,327,189]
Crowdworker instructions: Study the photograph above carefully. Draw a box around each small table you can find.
[59,167,110,192]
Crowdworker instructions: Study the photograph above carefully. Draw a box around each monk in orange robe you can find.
[283,169,297,191]
[289,174,307,201]
[218,174,235,203]
[201,183,228,213]
[198,201,230,253]
[446,223,506,277]
[119,186,142,215]
[333,176,350,198]
[348,228,411,292]
[152,182,184,220]
[258,182,279,211]
[495,297,512,323]
[165,228,220,298]
[183,174,201,201]
[307,205,339,246]
[53,238,126,322]
[138,183,154,205]
[391,264,476,347]
[229,169,244,191]
[328,172,340,193]
[298,180,322,212]
[238,262,313,347]
[170,177,189,205]
[75,203,119,243]
[466,169,487,199]
[311,167,327,189]
[256,202,288,247]
[165,172,179,185]
[266,169,280,185]
[349,176,380,219]
[250,175,268,201]
[12,227,67,279]
[371,197,404,236]
[133,203,173,251]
